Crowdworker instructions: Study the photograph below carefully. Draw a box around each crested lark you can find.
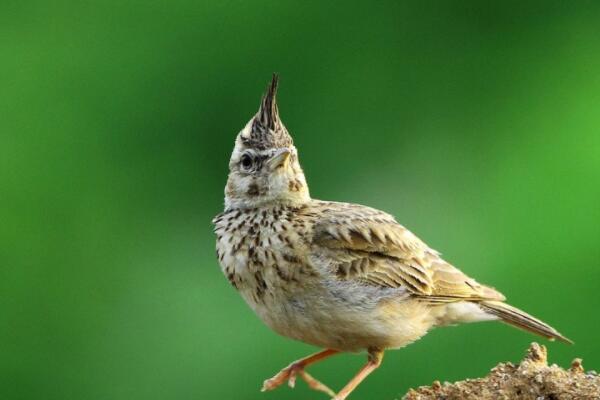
[212,75,571,400]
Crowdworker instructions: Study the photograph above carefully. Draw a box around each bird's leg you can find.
[262,348,339,397]
[332,348,384,400]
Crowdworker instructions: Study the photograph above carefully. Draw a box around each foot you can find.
[262,362,336,397]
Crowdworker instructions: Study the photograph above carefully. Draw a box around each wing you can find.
[309,201,504,301]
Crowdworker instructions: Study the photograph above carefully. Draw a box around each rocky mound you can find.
[403,343,599,400]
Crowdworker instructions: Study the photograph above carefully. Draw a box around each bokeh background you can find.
[2,1,600,399]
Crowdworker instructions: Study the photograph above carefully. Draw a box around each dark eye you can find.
[240,154,253,170]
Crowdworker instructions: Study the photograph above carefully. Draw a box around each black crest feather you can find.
[245,74,293,150]
[257,73,280,130]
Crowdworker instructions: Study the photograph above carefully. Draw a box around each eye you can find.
[240,153,253,170]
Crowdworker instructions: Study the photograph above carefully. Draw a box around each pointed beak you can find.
[268,148,291,170]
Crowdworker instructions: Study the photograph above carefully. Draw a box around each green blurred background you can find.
[2,1,599,399]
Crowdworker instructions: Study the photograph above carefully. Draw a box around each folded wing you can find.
[310,201,505,302]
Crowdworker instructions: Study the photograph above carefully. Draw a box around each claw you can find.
[261,363,336,397]
[288,368,297,388]
[261,349,340,396]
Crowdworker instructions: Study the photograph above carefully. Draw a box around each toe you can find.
[261,366,294,392]
[299,371,337,397]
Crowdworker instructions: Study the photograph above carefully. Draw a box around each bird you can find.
[212,74,571,400]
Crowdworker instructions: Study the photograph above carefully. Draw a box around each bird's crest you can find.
[243,74,293,150]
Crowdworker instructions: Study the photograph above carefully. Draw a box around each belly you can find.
[240,279,437,352]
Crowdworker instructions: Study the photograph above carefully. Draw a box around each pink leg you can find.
[262,348,339,397]
[332,348,384,400]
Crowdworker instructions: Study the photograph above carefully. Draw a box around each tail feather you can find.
[478,300,572,344]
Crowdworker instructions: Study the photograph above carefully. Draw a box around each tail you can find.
[478,300,573,344]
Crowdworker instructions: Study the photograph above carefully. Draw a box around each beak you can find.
[268,148,291,170]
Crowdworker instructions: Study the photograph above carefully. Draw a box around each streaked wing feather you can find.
[310,201,505,301]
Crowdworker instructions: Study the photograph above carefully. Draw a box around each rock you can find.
[403,343,600,400]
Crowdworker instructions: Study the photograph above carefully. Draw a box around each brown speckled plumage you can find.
[212,75,571,400]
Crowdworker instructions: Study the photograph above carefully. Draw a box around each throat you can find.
[225,191,311,211]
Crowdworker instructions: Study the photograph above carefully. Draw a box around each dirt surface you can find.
[403,343,599,400]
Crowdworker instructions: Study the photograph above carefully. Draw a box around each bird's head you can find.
[224,75,310,209]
